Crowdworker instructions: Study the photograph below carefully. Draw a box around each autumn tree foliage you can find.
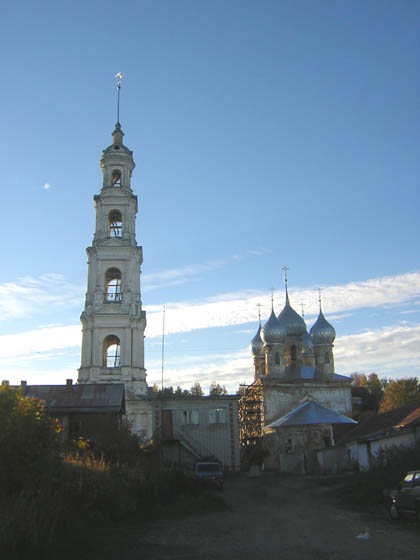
[209,383,227,396]
[0,384,62,493]
[378,377,420,413]
[190,382,203,396]
[351,373,387,418]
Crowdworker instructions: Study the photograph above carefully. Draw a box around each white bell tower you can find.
[78,120,148,402]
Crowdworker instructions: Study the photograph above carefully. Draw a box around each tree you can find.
[366,373,384,411]
[351,372,388,419]
[0,384,62,493]
[379,378,420,413]
[209,383,227,396]
[351,373,368,388]
[190,382,203,397]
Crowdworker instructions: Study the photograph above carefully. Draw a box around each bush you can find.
[0,385,61,495]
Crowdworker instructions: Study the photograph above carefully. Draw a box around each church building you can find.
[77,121,151,436]
[240,279,355,473]
[76,116,240,470]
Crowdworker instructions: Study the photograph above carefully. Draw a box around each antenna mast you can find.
[161,305,166,391]
[115,72,123,123]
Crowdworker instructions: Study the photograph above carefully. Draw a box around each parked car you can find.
[388,470,420,523]
[195,461,224,489]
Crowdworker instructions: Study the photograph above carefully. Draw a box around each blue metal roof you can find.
[267,400,357,428]
[281,364,350,381]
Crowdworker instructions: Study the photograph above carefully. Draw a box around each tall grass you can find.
[0,450,226,559]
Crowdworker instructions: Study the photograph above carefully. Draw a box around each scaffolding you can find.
[238,381,264,450]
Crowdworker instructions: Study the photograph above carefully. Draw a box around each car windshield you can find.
[401,473,414,487]
[197,463,220,472]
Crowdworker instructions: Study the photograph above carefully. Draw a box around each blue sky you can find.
[1,0,419,392]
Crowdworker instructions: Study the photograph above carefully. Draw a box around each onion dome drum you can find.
[249,325,264,356]
[310,310,336,344]
[261,310,287,345]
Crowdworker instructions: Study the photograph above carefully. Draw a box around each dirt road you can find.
[122,473,419,560]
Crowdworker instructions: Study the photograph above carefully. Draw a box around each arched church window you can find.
[274,352,280,365]
[290,345,297,362]
[104,335,120,367]
[324,352,330,364]
[108,210,122,238]
[104,268,122,302]
[111,169,121,187]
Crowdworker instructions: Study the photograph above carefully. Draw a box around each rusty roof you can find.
[338,400,420,444]
[17,383,125,414]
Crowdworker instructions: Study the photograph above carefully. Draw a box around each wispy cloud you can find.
[146,324,420,392]
[335,324,420,373]
[0,274,84,321]
[0,325,81,360]
[142,249,271,291]
[145,271,420,338]
[0,272,419,387]
[43,183,52,190]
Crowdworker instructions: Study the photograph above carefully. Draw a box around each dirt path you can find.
[123,474,419,560]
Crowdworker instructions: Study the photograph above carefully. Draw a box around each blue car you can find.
[195,461,224,489]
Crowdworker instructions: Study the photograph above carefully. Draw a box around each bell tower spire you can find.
[78,87,148,421]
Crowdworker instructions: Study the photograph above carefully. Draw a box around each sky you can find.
[1,0,419,393]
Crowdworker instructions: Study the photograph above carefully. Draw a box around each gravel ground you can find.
[124,473,419,560]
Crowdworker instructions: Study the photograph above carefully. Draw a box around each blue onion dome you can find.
[249,324,264,356]
[278,290,306,337]
[261,310,287,345]
[310,308,336,345]
[302,330,314,355]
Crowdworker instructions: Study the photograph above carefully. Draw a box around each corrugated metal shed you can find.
[20,383,125,414]
[267,400,357,428]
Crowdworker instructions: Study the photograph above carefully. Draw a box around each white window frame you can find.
[209,408,227,424]
[181,409,199,425]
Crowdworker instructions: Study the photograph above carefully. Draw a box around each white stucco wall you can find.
[263,380,352,424]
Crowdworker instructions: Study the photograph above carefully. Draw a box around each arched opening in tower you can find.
[111,169,121,187]
[104,335,121,368]
[108,210,122,237]
[104,268,122,302]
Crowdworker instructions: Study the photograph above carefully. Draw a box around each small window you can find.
[111,169,121,187]
[108,210,122,238]
[209,408,227,424]
[284,438,293,454]
[290,345,297,362]
[324,352,330,364]
[104,335,121,368]
[105,268,122,302]
[274,352,280,365]
[182,410,199,425]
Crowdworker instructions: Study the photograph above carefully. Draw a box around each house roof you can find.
[17,383,125,414]
[338,401,420,444]
[267,400,357,428]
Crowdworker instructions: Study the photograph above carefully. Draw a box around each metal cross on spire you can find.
[318,287,322,308]
[301,302,305,318]
[281,265,289,285]
[115,72,123,123]
[270,288,274,309]
[256,303,262,324]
